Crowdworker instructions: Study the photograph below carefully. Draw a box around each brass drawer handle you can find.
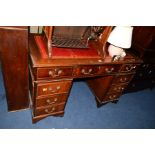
[42,88,48,92]
[142,64,149,68]
[42,86,60,93]
[109,95,117,100]
[49,70,54,77]
[120,77,127,82]
[105,67,114,73]
[81,68,93,75]
[148,70,152,74]
[46,98,58,104]
[121,87,124,90]
[118,87,122,90]
[45,107,55,113]
[48,86,61,93]
[49,69,63,77]
[125,65,136,72]
[57,70,63,75]
[54,70,63,77]
[114,86,124,91]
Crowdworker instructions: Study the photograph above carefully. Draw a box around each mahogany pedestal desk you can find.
[29,35,142,123]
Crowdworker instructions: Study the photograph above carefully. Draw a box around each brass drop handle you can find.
[120,77,127,82]
[114,87,124,90]
[46,98,58,104]
[54,70,63,76]
[114,86,124,91]
[142,64,146,68]
[42,88,48,92]
[148,70,152,74]
[121,87,124,90]
[81,68,93,75]
[49,69,63,77]
[109,95,116,100]
[45,107,55,113]
[48,86,61,93]
[125,65,136,71]
[142,64,149,68]
[105,67,114,73]
[49,70,54,77]
[119,87,124,91]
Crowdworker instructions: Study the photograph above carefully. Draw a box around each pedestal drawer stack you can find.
[29,66,73,123]
[87,63,140,107]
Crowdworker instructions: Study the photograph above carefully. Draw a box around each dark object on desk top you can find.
[44,26,105,49]
[52,37,89,49]
[52,26,90,49]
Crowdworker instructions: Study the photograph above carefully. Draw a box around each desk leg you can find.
[95,97,108,108]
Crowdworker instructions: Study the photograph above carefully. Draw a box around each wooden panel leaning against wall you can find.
[0,26,29,111]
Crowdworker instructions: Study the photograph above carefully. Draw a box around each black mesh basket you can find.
[52,26,91,48]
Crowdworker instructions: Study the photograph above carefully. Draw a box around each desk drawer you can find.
[98,64,121,75]
[34,103,65,116]
[35,94,68,107]
[73,64,120,77]
[73,65,99,77]
[114,74,134,84]
[120,64,139,73]
[36,80,72,97]
[36,67,73,80]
